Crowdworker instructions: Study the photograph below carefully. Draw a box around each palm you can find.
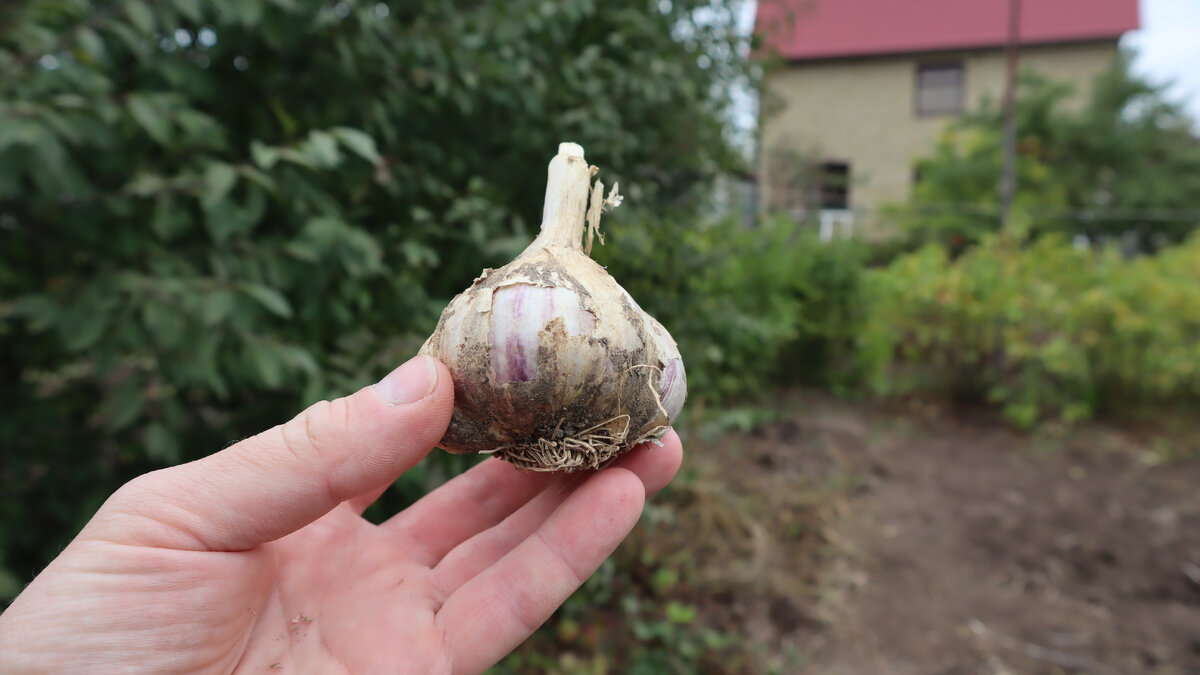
[1,365,682,675]
[237,447,676,674]
[237,505,453,674]
[2,441,680,675]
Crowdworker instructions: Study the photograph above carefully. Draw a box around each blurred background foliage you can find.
[861,232,1200,429]
[595,214,865,402]
[864,51,1200,430]
[3,0,1200,669]
[0,0,753,598]
[898,53,1200,252]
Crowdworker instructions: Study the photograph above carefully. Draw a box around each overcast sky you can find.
[1125,0,1200,123]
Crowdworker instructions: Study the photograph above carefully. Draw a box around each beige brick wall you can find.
[759,40,1120,236]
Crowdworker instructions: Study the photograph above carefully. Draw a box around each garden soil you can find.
[682,392,1200,674]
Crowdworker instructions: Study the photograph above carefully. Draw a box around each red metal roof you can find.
[757,0,1139,61]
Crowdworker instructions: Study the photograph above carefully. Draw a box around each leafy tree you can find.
[0,0,752,597]
[903,51,1200,250]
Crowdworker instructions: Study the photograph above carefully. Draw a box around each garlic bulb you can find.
[420,142,686,472]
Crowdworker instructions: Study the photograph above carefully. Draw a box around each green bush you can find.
[0,0,753,599]
[595,213,866,402]
[862,233,1200,428]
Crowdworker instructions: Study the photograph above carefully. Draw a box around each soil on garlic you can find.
[429,259,667,470]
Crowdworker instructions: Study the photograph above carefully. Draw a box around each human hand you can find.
[0,355,683,674]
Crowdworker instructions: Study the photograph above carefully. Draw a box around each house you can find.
[756,0,1139,237]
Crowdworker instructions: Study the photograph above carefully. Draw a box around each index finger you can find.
[383,431,683,566]
[435,467,646,674]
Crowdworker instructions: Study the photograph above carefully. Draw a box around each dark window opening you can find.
[819,161,850,210]
[916,62,964,116]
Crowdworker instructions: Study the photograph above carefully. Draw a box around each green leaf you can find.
[10,295,59,332]
[102,377,146,432]
[171,0,204,22]
[249,140,279,169]
[238,165,277,194]
[127,94,171,145]
[142,301,185,348]
[76,27,106,62]
[242,337,284,388]
[651,567,678,595]
[304,130,341,167]
[39,110,86,145]
[106,20,147,54]
[229,0,264,26]
[176,110,225,149]
[151,195,191,241]
[268,100,298,136]
[276,147,319,169]
[278,344,319,374]
[51,94,92,110]
[203,162,238,208]
[665,601,697,625]
[28,134,73,195]
[202,194,263,242]
[125,1,157,34]
[283,240,320,262]
[400,240,439,267]
[241,283,293,319]
[62,310,108,352]
[0,118,46,152]
[144,422,182,464]
[201,289,235,325]
[124,171,167,197]
[332,127,382,165]
[14,24,58,52]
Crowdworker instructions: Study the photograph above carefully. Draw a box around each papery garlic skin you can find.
[419,143,686,472]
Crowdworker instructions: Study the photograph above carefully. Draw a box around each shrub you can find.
[0,0,753,598]
[862,233,1200,427]
[595,213,866,402]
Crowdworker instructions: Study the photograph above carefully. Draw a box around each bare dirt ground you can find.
[680,391,1200,674]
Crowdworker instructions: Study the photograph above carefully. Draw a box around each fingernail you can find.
[373,355,437,404]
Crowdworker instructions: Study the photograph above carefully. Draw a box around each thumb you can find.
[91,355,454,551]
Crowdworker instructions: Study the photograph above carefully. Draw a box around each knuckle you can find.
[114,469,169,504]
[279,396,354,463]
[280,399,331,462]
[97,469,174,524]
[116,471,154,498]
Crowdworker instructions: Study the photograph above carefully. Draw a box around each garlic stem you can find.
[524,142,592,255]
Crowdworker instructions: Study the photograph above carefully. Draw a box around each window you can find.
[916,62,964,116]
[818,161,850,210]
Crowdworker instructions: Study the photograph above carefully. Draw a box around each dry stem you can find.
[523,142,592,254]
[584,178,622,256]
